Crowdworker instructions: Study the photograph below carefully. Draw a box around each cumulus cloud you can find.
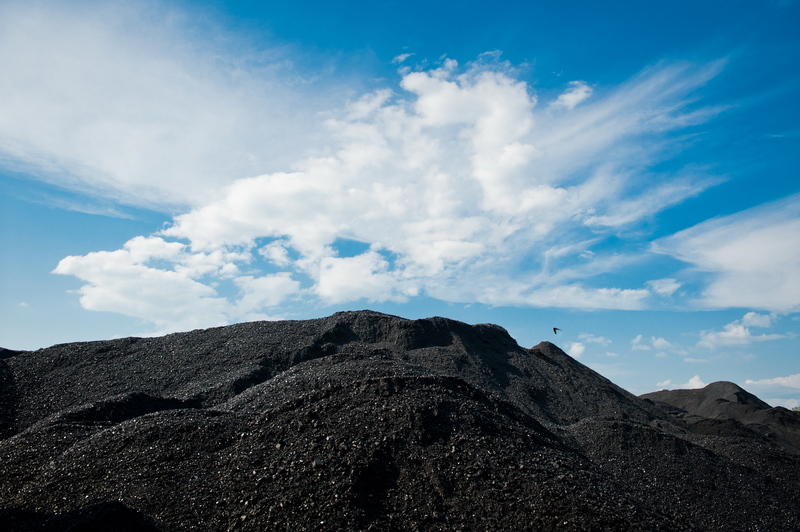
[16,2,732,333]
[52,236,296,332]
[52,237,233,333]
[316,251,414,304]
[651,337,672,350]
[233,274,301,319]
[631,334,682,356]
[566,342,586,358]
[654,194,800,312]
[698,312,784,349]
[683,375,706,389]
[742,311,775,328]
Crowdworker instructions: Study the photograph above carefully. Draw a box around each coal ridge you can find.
[642,381,800,451]
[1,310,798,531]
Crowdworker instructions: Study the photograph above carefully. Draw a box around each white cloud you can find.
[698,312,784,349]
[683,375,706,389]
[18,2,733,332]
[583,175,716,228]
[234,274,301,317]
[745,374,800,390]
[470,284,651,310]
[631,334,652,350]
[741,311,775,328]
[152,56,719,320]
[0,1,335,209]
[654,194,800,312]
[651,337,672,350]
[657,379,672,388]
[316,251,413,304]
[52,236,294,333]
[566,342,585,358]
[52,238,231,333]
[258,240,293,268]
[646,278,681,296]
[579,333,612,345]
[744,375,800,408]
[631,334,682,354]
[550,81,593,110]
[392,53,414,64]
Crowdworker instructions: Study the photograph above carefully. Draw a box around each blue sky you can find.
[1,0,799,406]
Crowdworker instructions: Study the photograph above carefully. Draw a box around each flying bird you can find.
[553,327,561,335]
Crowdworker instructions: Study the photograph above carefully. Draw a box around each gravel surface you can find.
[1,310,798,531]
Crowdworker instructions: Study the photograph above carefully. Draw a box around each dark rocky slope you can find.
[1,311,798,531]
[642,380,800,451]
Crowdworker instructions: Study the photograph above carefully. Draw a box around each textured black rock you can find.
[641,381,800,450]
[1,311,798,531]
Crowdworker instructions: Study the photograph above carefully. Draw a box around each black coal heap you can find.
[1,311,798,531]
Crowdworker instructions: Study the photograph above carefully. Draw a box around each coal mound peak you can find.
[642,381,800,452]
[1,310,799,531]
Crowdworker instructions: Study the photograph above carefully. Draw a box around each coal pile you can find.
[641,381,800,451]
[1,310,798,531]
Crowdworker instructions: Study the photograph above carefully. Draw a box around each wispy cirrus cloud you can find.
[746,374,800,390]
[654,194,800,313]
[578,333,612,345]
[0,0,338,209]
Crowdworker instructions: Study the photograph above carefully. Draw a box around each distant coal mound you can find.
[1,311,799,531]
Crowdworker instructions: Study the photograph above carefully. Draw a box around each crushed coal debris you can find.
[1,310,798,531]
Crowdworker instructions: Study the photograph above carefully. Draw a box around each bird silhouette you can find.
[553,327,561,335]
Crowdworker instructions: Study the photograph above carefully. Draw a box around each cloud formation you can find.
[746,374,800,390]
[682,375,707,389]
[745,374,800,408]
[550,81,592,110]
[656,375,706,389]
[0,1,335,209]
[631,335,652,351]
[697,312,784,349]
[14,2,741,334]
[566,342,586,358]
[151,58,721,321]
[55,52,725,331]
[578,333,612,346]
[655,194,800,312]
